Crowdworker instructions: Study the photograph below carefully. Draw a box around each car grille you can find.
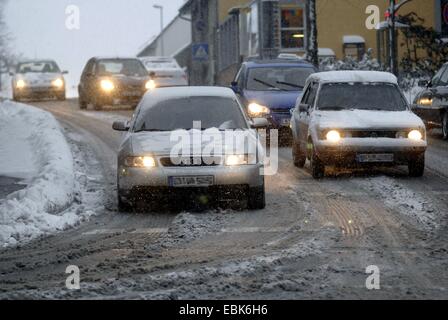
[160,156,222,167]
[348,130,397,138]
[270,108,292,115]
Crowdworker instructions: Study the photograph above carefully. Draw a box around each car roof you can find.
[18,60,58,64]
[308,71,398,84]
[144,86,236,101]
[93,56,141,61]
[243,59,315,69]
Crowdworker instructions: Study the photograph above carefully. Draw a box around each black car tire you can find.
[93,98,103,111]
[118,193,133,213]
[442,111,448,140]
[12,92,21,102]
[310,144,325,179]
[292,140,306,168]
[408,153,425,177]
[247,182,266,210]
[57,93,66,101]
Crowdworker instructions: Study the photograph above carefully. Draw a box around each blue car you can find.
[231,58,317,143]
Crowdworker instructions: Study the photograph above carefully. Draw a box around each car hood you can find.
[15,73,64,86]
[312,110,425,130]
[130,130,261,156]
[243,90,302,110]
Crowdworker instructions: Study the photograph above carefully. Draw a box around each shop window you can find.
[280,7,305,49]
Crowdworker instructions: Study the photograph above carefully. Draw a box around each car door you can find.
[81,59,96,99]
[298,82,318,149]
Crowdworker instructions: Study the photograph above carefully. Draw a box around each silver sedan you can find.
[113,86,268,211]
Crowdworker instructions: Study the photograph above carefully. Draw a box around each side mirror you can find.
[251,118,269,129]
[299,103,310,113]
[418,80,430,87]
[112,121,129,131]
[62,70,69,74]
[230,81,239,93]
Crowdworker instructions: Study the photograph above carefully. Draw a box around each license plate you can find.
[356,154,394,163]
[123,91,141,97]
[169,176,214,187]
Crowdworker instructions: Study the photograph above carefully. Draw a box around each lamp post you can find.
[388,0,412,75]
[153,4,165,56]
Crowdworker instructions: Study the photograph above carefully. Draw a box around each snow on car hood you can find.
[312,109,425,130]
[15,73,63,87]
[131,129,261,156]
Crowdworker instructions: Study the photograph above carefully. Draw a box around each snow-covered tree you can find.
[306,0,318,67]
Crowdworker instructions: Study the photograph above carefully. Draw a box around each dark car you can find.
[230,58,317,143]
[412,63,448,140]
[11,60,67,101]
[78,57,152,110]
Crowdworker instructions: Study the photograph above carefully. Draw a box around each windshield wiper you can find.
[276,81,304,89]
[253,78,285,91]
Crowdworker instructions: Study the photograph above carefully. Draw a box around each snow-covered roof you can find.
[143,86,236,102]
[343,35,365,44]
[318,48,336,57]
[308,71,398,84]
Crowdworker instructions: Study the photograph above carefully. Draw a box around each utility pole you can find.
[153,4,165,56]
[388,0,412,75]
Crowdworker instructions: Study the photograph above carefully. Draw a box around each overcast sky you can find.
[4,0,185,93]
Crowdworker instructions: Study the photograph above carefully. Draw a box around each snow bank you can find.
[0,101,76,247]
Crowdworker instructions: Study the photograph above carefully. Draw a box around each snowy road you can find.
[0,99,448,299]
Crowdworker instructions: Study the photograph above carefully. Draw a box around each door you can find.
[298,82,318,149]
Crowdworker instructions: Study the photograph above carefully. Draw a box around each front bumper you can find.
[118,164,264,192]
[314,138,427,166]
[15,86,65,97]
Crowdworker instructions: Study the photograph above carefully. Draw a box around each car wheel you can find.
[442,111,448,140]
[93,98,103,111]
[408,153,425,177]
[79,95,87,109]
[310,144,325,179]
[13,92,21,102]
[247,182,266,210]
[292,141,306,168]
[57,93,66,101]
[118,193,133,213]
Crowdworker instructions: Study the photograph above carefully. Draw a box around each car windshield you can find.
[143,59,179,70]
[97,59,147,77]
[17,61,60,73]
[134,96,248,132]
[246,66,314,91]
[317,83,408,111]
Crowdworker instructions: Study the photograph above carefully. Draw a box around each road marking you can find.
[82,228,168,236]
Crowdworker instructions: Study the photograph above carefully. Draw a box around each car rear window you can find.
[134,96,248,131]
[317,83,408,111]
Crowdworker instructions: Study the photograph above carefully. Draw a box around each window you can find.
[304,83,318,106]
[280,7,305,49]
[433,66,448,86]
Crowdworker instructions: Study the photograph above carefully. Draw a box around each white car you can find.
[139,56,188,88]
[290,71,428,178]
[11,60,67,101]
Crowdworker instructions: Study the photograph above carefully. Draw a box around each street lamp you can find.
[153,4,165,56]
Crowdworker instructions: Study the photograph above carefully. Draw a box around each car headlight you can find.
[248,103,270,117]
[52,78,64,88]
[146,79,156,90]
[225,154,248,166]
[100,79,115,92]
[419,97,432,106]
[16,79,26,89]
[124,156,156,168]
[408,130,423,141]
[326,130,341,143]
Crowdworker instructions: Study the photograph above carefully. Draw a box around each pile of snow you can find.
[0,101,79,247]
